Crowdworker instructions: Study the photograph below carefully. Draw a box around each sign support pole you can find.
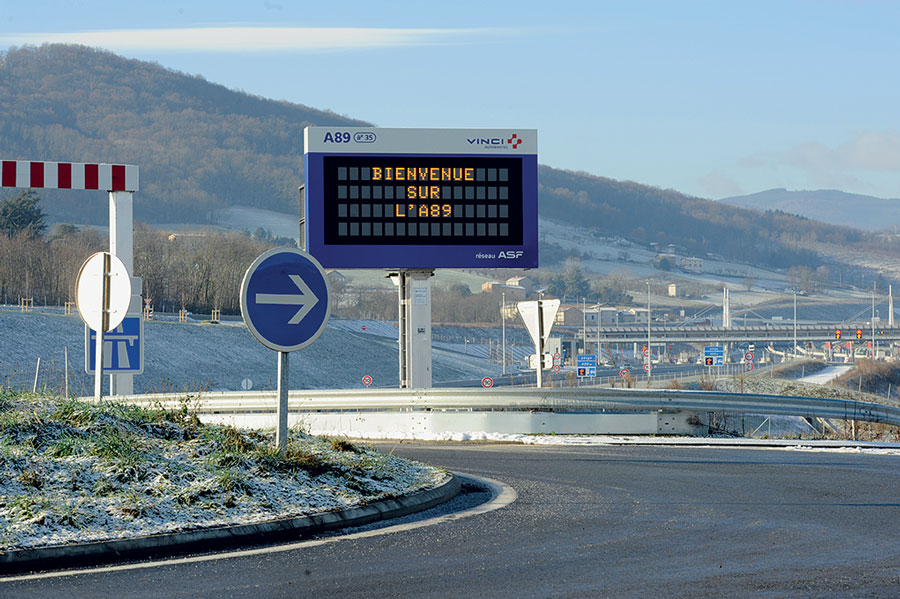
[536,299,544,388]
[94,253,111,401]
[391,270,434,389]
[109,190,139,396]
[276,351,289,453]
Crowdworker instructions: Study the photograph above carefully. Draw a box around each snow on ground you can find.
[0,308,504,394]
[798,365,853,385]
[0,394,448,551]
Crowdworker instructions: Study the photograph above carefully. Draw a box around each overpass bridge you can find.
[564,323,900,345]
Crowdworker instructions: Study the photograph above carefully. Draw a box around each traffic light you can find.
[878,330,885,335]
[856,328,863,339]
[835,329,841,339]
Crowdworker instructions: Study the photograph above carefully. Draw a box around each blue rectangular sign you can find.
[577,354,597,367]
[576,366,596,378]
[704,345,724,366]
[304,127,538,269]
[85,316,144,374]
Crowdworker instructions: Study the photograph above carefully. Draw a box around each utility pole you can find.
[793,291,797,358]
[582,297,587,355]
[501,292,507,376]
[872,288,876,359]
[646,281,652,379]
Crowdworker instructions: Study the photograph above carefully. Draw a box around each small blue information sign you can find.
[85,316,144,374]
[577,354,597,378]
[704,345,725,366]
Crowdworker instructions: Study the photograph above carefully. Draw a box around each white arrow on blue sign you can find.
[240,248,331,352]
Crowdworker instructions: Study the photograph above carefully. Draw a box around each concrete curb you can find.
[0,474,460,575]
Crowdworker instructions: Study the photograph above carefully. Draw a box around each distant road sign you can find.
[481,376,494,388]
[85,316,143,374]
[577,354,597,367]
[518,299,561,347]
[745,351,754,361]
[76,252,131,332]
[362,375,373,387]
[643,363,651,372]
[704,345,725,366]
[619,368,630,378]
[577,354,597,378]
[745,362,755,371]
[240,248,331,352]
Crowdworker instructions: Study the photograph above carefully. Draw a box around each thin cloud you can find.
[0,26,503,53]
[734,130,900,193]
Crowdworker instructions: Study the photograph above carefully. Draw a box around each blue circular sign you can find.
[240,248,331,352]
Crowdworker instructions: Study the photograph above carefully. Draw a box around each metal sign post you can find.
[390,269,434,388]
[95,254,110,401]
[277,351,289,451]
[240,247,330,454]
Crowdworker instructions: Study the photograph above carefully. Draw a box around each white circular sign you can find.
[553,364,561,372]
[643,363,651,372]
[75,252,131,332]
[362,375,373,387]
[241,378,253,390]
[745,362,755,371]
[619,368,630,378]
[481,376,494,388]
[642,347,649,357]
[745,351,754,361]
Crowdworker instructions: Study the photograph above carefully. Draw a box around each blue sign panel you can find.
[304,127,538,269]
[85,316,143,374]
[577,354,597,367]
[577,355,596,378]
[240,248,331,352]
[704,345,725,366]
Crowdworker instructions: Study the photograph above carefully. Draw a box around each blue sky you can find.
[2,1,899,200]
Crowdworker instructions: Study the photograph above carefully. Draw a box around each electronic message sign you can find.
[303,127,537,269]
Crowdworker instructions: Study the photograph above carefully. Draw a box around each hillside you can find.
[0,44,893,275]
[0,44,366,224]
[720,188,900,232]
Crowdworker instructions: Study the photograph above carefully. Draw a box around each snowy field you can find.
[0,308,503,395]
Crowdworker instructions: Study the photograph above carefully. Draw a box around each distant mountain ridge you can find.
[0,44,889,274]
[719,189,900,232]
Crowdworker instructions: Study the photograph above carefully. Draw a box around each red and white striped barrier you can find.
[0,160,139,192]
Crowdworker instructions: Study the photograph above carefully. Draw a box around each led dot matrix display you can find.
[304,127,537,269]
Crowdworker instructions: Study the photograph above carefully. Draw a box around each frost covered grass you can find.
[0,388,447,551]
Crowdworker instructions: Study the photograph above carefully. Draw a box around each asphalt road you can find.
[5,443,900,598]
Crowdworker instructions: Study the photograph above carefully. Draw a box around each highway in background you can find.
[8,443,900,598]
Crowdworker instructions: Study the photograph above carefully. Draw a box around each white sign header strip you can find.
[304,127,537,155]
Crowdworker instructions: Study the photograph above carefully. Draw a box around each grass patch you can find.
[0,387,445,551]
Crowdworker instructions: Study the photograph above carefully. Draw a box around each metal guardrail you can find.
[115,387,900,428]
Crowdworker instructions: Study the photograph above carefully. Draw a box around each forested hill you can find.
[0,44,866,270]
[538,167,863,269]
[0,44,367,224]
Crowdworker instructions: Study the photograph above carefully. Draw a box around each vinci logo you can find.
[467,133,524,150]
